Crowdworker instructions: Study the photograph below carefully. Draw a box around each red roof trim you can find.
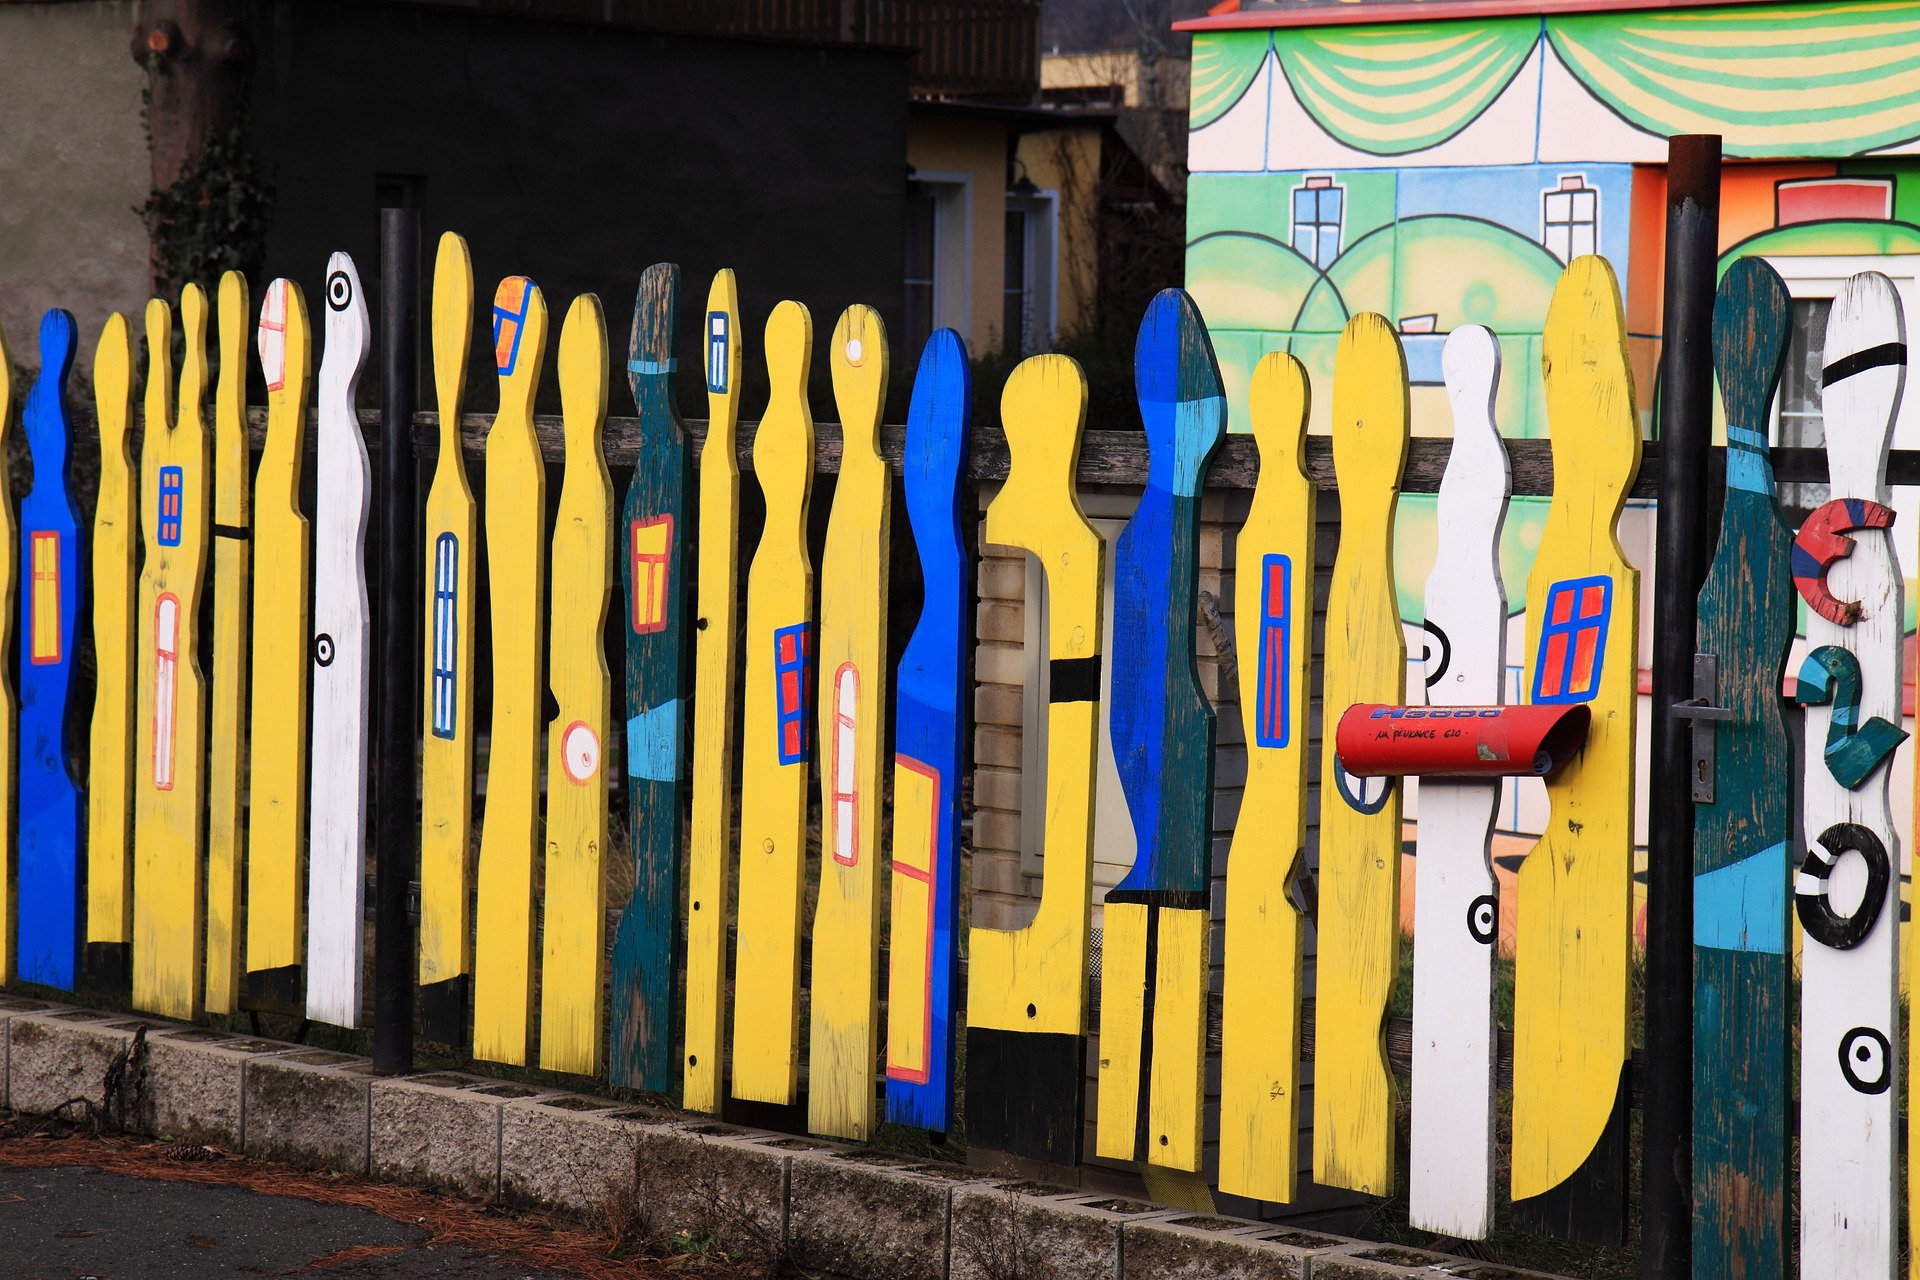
[1175,0,1782,32]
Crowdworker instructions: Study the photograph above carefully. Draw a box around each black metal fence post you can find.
[1642,133,1721,1279]
[373,207,421,1074]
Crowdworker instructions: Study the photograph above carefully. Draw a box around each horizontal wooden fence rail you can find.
[213,408,1920,498]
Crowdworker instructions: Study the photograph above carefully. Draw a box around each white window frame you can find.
[1004,187,1060,355]
[911,169,973,341]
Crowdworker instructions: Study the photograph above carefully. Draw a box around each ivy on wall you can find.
[136,52,274,298]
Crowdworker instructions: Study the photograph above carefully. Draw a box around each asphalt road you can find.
[0,1165,590,1278]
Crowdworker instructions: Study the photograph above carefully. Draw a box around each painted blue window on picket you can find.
[431,533,458,738]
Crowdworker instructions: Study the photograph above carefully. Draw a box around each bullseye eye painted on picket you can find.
[16,308,82,993]
[1408,324,1509,1241]
[418,233,478,1046]
[1510,256,1642,1244]
[306,253,374,1031]
[1793,269,1907,1280]
[85,311,137,996]
[133,288,212,1021]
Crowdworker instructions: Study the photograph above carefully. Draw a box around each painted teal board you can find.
[611,263,691,1092]
[1692,256,1794,1280]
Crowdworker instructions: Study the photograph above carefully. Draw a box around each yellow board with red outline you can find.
[133,290,212,1020]
[807,305,892,1140]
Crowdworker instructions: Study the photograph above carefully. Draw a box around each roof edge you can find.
[1175,0,1785,32]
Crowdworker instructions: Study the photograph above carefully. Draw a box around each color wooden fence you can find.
[0,241,1910,1276]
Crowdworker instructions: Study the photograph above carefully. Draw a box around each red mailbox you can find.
[1335,703,1590,778]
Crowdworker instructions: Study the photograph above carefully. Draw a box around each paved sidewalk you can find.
[0,1165,591,1278]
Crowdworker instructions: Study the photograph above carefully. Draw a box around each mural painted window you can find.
[1543,174,1598,262]
[1776,297,1834,511]
[1777,177,1892,226]
[1291,176,1343,269]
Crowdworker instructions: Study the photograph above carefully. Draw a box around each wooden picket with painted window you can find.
[10,249,1912,1270]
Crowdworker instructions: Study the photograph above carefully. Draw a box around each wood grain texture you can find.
[1794,270,1905,1280]
[1097,290,1224,1172]
[683,269,743,1114]
[611,264,692,1092]
[1691,258,1794,1279]
[204,272,251,1015]
[0,320,16,988]
[85,311,137,994]
[884,327,971,1134]
[418,232,478,1044]
[1314,313,1409,1197]
[732,300,816,1105]
[965,353,1101,1166]
[1218,351,1313,1204]
[1511,256,1642,1243]
[245,277,313,1012]
[808,305,892,1141]
[133,290,210,1020]
[473,275,549,1066]
[1408,325,1509,1241]
[16,308,82,991]
[307,253,373,1030]
[539,293,615,1076]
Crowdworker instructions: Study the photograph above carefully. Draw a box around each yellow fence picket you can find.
[245,278,313,1011]
[1314,314,1409,1197]
[808,306,892,1140]
[474,276,550,1066]
[1510,256,1641,1236]
[205,271,251,1015]
[683,269,743,1114]
[965,354,1102,1165]
[85,312,136,994]
[133,289,212,1020]
[539,293,615,1075]
[1219,352,1315,1203]
[419,232,478,1044]
[732,301,816,1104]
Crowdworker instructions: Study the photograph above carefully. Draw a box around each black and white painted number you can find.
[1796,821,1890,951]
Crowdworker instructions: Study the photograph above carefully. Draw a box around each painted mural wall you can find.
[1183,0,1920,929]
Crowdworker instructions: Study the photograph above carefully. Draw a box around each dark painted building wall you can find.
[246,0,911,414]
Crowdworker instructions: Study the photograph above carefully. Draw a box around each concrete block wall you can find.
[0,992,1577,1280]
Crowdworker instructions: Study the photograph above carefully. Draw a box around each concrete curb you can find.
[0,995,1568,1279]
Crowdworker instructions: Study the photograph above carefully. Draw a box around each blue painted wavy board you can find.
[1097,289,1225,1170]
[883,328,971,1132]
[611,263,692,1092]
[17,309,83,990]
[1692,256,1794,1280]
